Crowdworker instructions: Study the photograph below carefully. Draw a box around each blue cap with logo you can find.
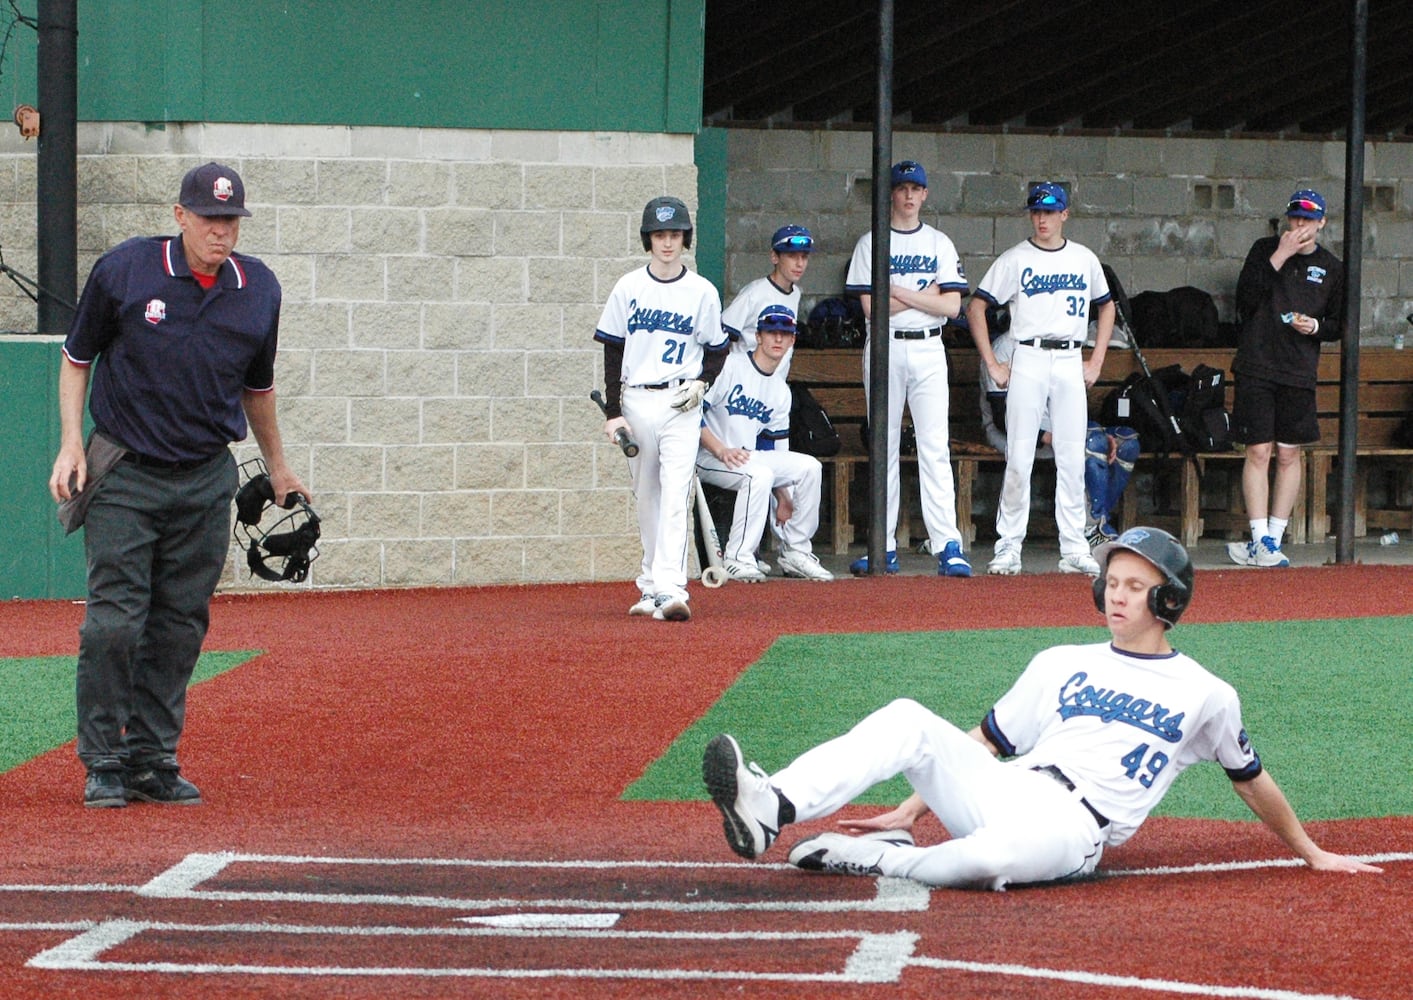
[1286,189,1326,220]
[771,225,814,253]
[756,305,797,334]
[890,160,927,188]
[1026,182,1068,212]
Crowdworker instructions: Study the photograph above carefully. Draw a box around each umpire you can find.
[48,162,308,808]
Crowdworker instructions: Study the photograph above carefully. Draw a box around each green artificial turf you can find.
[0,651,261,771]
[625,617,1413,821]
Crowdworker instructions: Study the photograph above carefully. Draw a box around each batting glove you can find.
[669,379,708,412]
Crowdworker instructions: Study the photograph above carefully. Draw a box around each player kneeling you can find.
[703,527,1379,888]
[696,307,832,583]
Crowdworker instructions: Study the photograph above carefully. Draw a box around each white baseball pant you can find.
[621,385,698,602]
[771,698,1104,890]
[863,336,963,553]
[696,449,823,562]
[994,345,1090,557]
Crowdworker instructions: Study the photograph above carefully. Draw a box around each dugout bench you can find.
[788,343,1413,552]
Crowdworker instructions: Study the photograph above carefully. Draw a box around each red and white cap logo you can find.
[144,298,166,325]
[212,177,234,202]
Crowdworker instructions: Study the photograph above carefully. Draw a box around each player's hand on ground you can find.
[1305,849,1383,874]
[604,416,632,445]
[669,379,707,412]
[836,804,922,835]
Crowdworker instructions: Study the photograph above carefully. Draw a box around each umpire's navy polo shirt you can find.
[62,235,282,463]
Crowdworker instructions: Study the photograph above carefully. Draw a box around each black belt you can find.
[121,450,223,473]
[893,327,943,340]
[1021,338,1083,350]
[1032,765,1111,828]
[637,379,686,390]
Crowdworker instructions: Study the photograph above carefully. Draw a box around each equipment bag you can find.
[1100,364,1189,455]
[1176,364,1232,451]
[788,382,841,457]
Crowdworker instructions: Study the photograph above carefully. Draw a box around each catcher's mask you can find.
[233,458,321,582]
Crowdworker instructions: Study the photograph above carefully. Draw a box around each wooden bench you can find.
[789,342,1413,552]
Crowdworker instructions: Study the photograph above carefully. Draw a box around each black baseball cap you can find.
[179,161,252,217]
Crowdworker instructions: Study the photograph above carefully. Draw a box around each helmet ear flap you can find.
[1091,573,1106,617]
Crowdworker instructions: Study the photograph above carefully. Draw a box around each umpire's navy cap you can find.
[180,162,252,217]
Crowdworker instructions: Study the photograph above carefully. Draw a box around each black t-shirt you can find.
[1233,236,1344,389]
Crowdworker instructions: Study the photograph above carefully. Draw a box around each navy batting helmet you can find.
[1091,526,1194,628]
[640,196,693,250]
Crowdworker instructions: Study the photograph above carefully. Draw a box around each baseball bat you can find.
[694,475,728,588]
[589,390,640,457]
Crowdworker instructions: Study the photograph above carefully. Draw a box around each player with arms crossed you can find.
[846,160,973,578]
[968,182,1114,577]
[596,196,729,622]
[704,526,1381,889]
[697,306,833,583]
[722,225,813,380]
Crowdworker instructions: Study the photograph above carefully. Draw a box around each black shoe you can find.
[125,767,202,805]
[83,770,128,808]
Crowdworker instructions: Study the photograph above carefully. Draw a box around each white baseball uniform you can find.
[767,641,1259,890]
[722,276,800,379]
[979,332,1053,455]
[696,350,823,561]
[596,264,727,602]
[973,239,1110,558]
[845,223,969,553]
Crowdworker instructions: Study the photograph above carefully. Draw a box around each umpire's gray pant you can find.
[76,450,236,773]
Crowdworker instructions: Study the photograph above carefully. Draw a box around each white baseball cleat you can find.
[988,548,1022,575]
[778,548,834,581]
[788,829,916,876]
[723,558,768,583]
[754,556,773,576]
[652,596,691,621]
[702,734,794,859]
[628,593,656,617]
[1058,552,1101,576]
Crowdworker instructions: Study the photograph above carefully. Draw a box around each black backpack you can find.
[788,383,841,457]
[1100,364,1189,455]
[1176,364,1232,451]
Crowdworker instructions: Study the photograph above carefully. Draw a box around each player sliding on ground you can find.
[703,527,1381,889]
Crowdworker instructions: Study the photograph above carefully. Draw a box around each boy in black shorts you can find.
[1227,189,1344,568]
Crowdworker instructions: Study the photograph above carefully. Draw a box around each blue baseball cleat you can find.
[849,550,899,576]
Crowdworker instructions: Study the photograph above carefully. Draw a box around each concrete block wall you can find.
[0,123,698,590]
[724,129,1413,345]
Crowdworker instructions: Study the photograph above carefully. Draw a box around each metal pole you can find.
[865,0,894,573]
[36,0,78,334]
[1335,0,1368,562]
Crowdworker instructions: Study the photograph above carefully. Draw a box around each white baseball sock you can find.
[1268,517,1288,546]
[1249,518,1268,542]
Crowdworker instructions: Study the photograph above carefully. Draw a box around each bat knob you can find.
[701,566,728,588]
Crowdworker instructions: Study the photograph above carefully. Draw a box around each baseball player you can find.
[696,306,833,583]
[721,224,813,381]
[967,182,1114,577]
[982,333,1139,547]
[845,160,973,578]
[703,527,1383,889]
[595,196,729,622]
[1226,189,1345,569]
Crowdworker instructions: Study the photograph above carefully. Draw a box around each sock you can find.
[1268,517,1288,547]
[1249,518,1268,543]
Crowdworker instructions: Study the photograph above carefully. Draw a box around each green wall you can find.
[2,0,705,133]
[0,339,86,600]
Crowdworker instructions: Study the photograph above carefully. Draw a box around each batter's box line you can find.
[27,918,920,984]
[134,852,931,913]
